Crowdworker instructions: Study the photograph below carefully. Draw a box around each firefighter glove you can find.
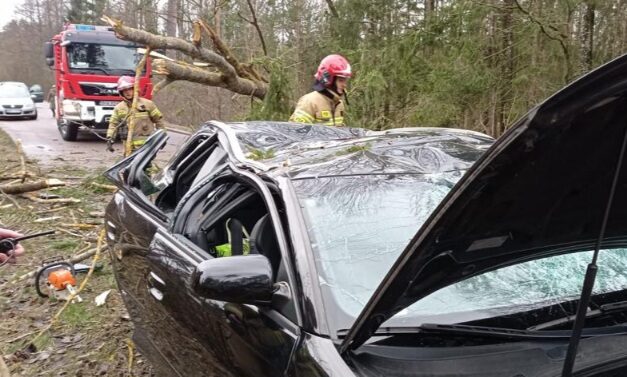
[106,138,115,152]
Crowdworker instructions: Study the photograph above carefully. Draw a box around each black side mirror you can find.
[193,255,274,304]
[46,58,54,67]
[44,42,54,60]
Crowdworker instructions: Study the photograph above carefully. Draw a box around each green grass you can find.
[60,304,95,329]
[31,332,53,351]
[51,239,79,251]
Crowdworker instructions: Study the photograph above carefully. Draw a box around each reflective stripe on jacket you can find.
[106,97,165,139]
[289,91,346,127]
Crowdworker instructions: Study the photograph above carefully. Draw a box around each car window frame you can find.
[169,161,302,324]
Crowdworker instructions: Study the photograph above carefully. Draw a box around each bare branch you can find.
[324,0,339,17]
[197,20,267,83]
[513,0,571,82]
[244,0,268,56]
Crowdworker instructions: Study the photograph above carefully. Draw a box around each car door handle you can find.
[148,271,166,301]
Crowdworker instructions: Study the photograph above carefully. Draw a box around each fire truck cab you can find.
[45,24,152,141]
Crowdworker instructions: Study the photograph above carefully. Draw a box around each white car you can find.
[0,83,37,120]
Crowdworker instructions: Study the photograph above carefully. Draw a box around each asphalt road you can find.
[0,102,190,170]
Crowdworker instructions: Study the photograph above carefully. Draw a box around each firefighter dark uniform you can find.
[106,97,165,151]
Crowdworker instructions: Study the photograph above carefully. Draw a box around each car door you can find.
[104,130,230,376]
[144,169,300,376]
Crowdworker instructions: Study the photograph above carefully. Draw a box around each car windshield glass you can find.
[293,173,462,329]
[397,247,627,325]
[67,43,141,73]
[0,85,29,98]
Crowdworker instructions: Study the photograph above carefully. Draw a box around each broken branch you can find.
[16,139,27,183]
[101,15,267,98]
[153,59,266,98]
[0,179,65,195]
[20,194,80,204]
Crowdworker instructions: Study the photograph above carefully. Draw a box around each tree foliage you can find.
[1,0,626,136]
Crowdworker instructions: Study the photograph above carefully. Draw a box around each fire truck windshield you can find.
[67,43,142,75]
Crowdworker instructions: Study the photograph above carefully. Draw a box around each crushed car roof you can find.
[207,121,494,179]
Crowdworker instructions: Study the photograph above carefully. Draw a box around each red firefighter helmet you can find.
[314,54,352,88]
[117,76,135,92]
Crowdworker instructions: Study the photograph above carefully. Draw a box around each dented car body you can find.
[106,53,627,377]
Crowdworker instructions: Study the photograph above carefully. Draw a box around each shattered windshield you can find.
[294,174,627,331]
[293,173,462,328]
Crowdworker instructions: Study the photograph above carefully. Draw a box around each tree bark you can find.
[579,0,595,74]
[0,179,65,195]
[153,60,266,98]
[102,16,268,99]
[497,0,515,137]
[166,0,178,59]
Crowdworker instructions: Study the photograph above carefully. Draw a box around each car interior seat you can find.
[250,214,281,276]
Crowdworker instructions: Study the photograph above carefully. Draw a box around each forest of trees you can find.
[1,0,626,137]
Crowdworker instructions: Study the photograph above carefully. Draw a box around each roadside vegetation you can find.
[0,129,152,376]
[1,1,625,137]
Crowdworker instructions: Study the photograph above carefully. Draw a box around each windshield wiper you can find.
[341,322,627,342]
[528,300,627,331]
[418,323,579,340]
[341,324,569,341]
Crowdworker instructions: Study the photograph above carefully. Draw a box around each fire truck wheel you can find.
[59,121,79,141]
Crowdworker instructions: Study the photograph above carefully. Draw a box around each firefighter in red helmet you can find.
[290,54,351,127]
[105,76,165,153]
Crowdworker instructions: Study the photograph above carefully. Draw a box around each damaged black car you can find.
[105,52,627,377]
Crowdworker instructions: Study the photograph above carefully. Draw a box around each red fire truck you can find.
[45,24,152,141]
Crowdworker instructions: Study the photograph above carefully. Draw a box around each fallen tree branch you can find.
[101,15,267,99]
[153,59,266,98]
[90,182,118,192]
[59,223,99,230]
[197,20,266,82]
[0,188,21,209]
[16,139,27,183]
[0,172,36,181]
[20,194,80,204]
[35,206,68,214]
[0,355,9,377]
[0,179,65,195]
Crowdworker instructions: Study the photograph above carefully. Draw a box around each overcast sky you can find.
[0,0,24,29]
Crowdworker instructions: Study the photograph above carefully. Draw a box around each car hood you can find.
[0,97,34,106]
[341,52,627,352]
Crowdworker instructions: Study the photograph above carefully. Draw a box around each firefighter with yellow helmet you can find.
[290,54,351,127]
[106,76,165,153]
